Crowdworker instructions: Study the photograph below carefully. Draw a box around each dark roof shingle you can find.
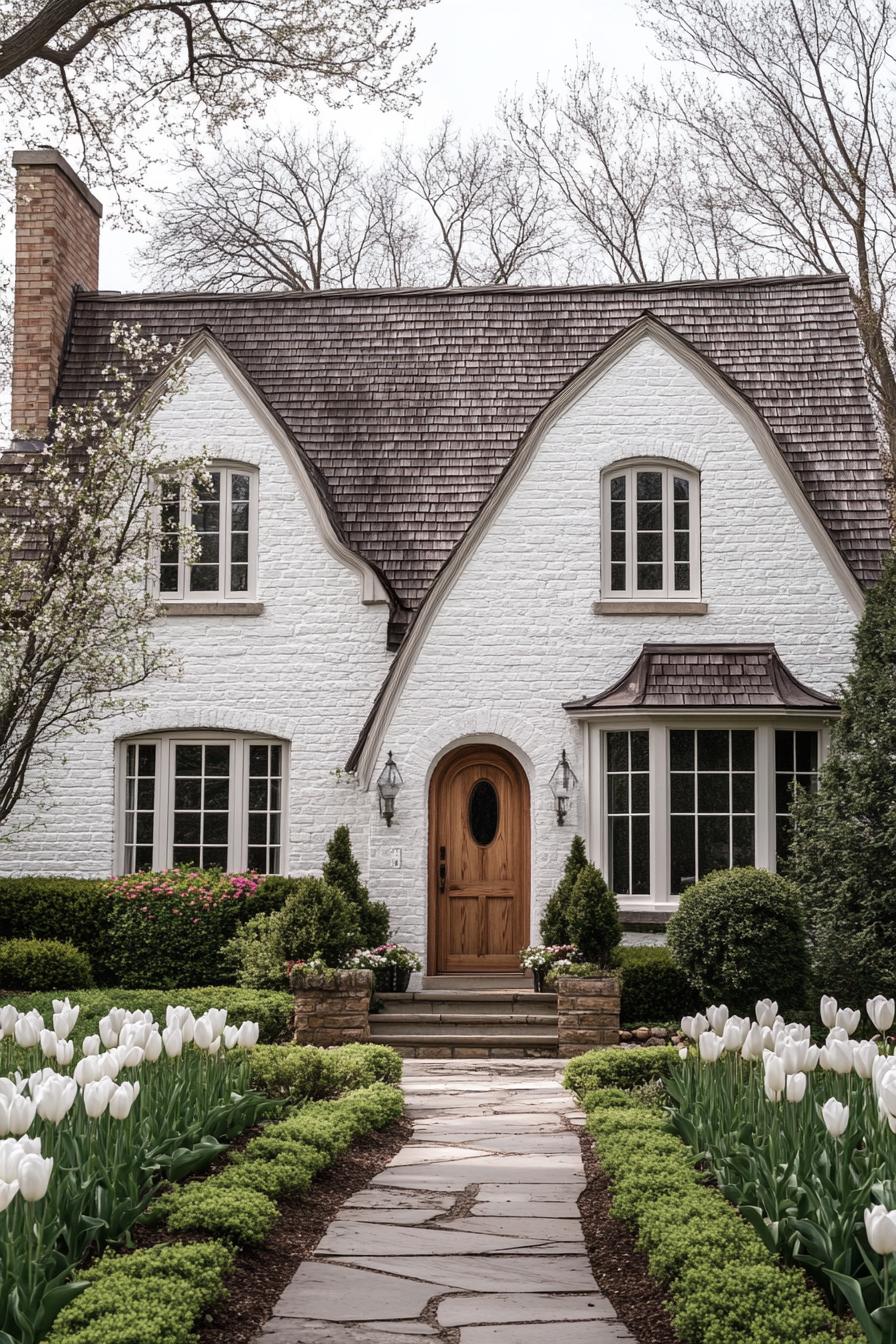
[54,275,891,624]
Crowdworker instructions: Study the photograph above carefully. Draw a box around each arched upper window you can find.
[602,462,701,601]
[118,731,286,875]
[159,463,258,601]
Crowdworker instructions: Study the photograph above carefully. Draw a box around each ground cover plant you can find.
[0,996,270,1344]
[645,992,896,1342]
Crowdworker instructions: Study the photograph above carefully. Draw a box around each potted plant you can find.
[519,944,580,992]
[348,943,422,993]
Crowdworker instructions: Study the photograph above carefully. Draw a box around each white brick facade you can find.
[1,332,861,966]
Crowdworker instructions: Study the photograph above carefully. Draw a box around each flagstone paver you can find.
[254,1059,634,1344]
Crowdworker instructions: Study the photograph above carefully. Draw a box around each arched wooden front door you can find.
[428,745,530,974]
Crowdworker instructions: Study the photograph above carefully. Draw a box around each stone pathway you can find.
[256,1059,634,1344]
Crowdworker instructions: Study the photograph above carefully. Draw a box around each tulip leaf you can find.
[822,1268,882,1342]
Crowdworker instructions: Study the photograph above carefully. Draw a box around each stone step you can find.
[377,991,557,1015]
[372,1032,560,1057]
[421,973,534,990]
[371,1013,558,1038]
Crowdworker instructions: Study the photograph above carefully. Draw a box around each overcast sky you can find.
[100,0,660,290]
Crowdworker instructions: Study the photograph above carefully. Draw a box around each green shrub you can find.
[667,867,807,1011]
[323,825,390,948]
[221,911,285,989]
[246,1042,402,1101]
[215,1151,318,1198]
[47,1240,233,1344]
[613,944,699,1024]
[540,834,589,944]
[4,988,292,1046]
[789,551,896,1005]
[105,868,277,988]
[0,877,113,979]
[563,1046,678,1098]
[226,878,364,988]
[0,937,93,989]
[671,1262,852,1344]
[158,1181,278,1245]
[566,864,621,964]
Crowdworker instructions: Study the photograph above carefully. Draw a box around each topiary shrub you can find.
[0,878,112,980]
[666,867,807,1011]
[565,863,621,964]
[540,835,588,945]
[613,945,700,1024]
[323,825,390,948]
[0,937,93,989]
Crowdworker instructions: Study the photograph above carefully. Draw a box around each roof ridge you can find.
[75,272,851,306]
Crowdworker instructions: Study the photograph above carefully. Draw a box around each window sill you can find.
[593,600,707,616]
[160,601,265,617]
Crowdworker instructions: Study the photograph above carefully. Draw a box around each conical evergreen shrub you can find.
[790,549,896,1001]
[540,835,589,945]
[322,825,390,949]
[566,863,621,965]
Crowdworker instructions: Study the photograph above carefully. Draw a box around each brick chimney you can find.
[10,148,103,441]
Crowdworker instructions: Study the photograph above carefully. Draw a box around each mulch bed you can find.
[194,1116,413,1344]
[577,1132,680,1344]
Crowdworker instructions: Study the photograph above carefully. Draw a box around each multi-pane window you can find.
[774,730,819,867]
[603,464,700,600]
[123,744,157,873]
[247,745,282,874]
[606,731,650,896]
[158,465,257,600]
[670,729,755,894]
[119,735,285,874]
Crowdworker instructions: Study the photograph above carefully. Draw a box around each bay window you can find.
[117,733,286,874]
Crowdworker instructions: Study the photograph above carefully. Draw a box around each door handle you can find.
[439,845,446,894]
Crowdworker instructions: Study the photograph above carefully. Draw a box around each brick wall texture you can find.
[11,157,100,438]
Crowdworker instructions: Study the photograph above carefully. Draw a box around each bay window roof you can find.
[564,643,839,714]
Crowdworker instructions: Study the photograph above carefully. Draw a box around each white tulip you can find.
[764,1053,786,1099]
[0,1095,36,1138]
[54,1039,73,1067]
[786,1072,808,1103]
[0,1077,26,1104]
[109,1082,139,1121]
[820,995,838,1029]
[836,1007,861,1037]
[877,1071,896,1122]
[853,1041,879,1080]
[822,1098,850,1138]
[98,1019,118,1049]
[118,1046,144,1069]
[236,1021,260,1049]
[193,1018,214,1050]
[162,1026,183,1058]
[741,1023,765,1061]
[82,1077,116,1118]
[826,1039,854,1076]
[706,1004,729,1034]
[0,1006,18,1039]
[207,1009,227,1037]
[698,1031,725,1063]
[826,1026,850,1042]
[14,1014,41,1049]
[17,1153,53,1202]
[680,1013,709,1042]
[52,1000,79,1039]
[223,1026,239,1049]
[180,1011,195,1044]
[74,1056,101,1088]
[867,996,896,1035]
[38,1030,58,1059]
[755,999,778,1029]
[144,1031,162,1063]
[0,1137,36,1182]
[81,1035,100,1056]
[678,1046,689,1060]
[33,1075,77,1125]
[207,1036,222,1056]
[0,1181,18,1211]
[865,1204,896,1255]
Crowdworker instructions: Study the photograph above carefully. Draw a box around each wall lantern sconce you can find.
[549,749,578,825]
[377,751,404,827]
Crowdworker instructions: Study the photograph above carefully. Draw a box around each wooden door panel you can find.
[429,745,530,973]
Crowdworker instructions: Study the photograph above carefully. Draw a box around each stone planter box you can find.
[290,968,373,1047]
[556,974,621,1058]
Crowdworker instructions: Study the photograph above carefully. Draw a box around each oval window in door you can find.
[468,778,500,846]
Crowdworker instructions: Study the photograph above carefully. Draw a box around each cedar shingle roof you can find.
[564,643,840,713]
[54,275,891,632]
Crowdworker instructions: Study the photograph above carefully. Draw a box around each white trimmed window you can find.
[118,733,286,874]
[602,462,701,600]
[159,464,258,600]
